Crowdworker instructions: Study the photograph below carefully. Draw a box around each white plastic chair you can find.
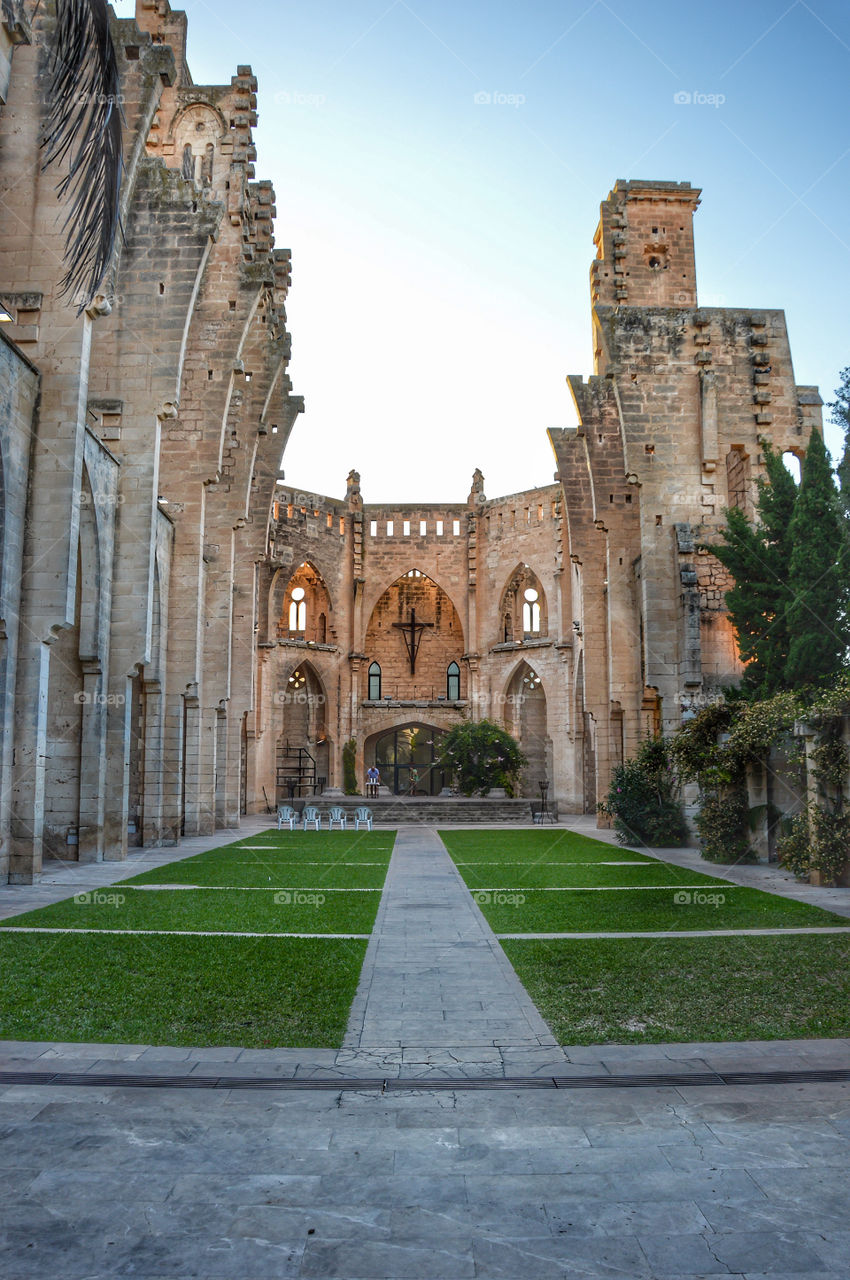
[354,806,373,831]
[276,805,297,831]
[302,805,321,831]
[327,805,347,830]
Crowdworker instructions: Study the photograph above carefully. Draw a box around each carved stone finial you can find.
[468,467,485,506]
[346,469,362,511]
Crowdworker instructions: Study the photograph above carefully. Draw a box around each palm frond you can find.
[41,0,124,313]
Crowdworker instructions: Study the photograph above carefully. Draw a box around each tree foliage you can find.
[827,364,850,522]
[785,429,849,689]
[709,443,797,697]
[437,720,526,797]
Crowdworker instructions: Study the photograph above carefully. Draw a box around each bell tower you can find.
[590,179,701,312]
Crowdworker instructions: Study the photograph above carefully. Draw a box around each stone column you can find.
[77,661,106,862]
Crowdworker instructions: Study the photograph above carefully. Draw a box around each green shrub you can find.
[437,720,526,797]
[695,787,756,863]
[604,736,689,847]
[777,810,812,880]
[342,739,358,795]
[811,809,850,885]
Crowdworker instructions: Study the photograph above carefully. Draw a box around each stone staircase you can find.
[275,795,558,824]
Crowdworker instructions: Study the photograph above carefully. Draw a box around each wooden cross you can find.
[392,608,434,676]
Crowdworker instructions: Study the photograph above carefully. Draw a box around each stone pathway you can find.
[340,826,557,1074]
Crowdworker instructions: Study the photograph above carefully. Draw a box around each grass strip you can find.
[0,887,382,935]
[0,932,366,1047]
[439,828,655,864]
[471,886,848,933]
[502,935,850,1043]
[452,862,729,890]
[125,830,395,886]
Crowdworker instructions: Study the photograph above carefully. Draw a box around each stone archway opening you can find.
[275,662,330,799]
[368,723,447,796]
[505,661,549,798]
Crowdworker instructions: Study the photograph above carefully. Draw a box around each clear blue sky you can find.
[115,0,850,501]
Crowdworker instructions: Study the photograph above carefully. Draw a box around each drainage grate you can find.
[0,1067,848,1092]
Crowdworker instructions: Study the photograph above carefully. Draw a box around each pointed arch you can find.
[498,563,548,644]
[270,559,334,644]
[504,660,549,797]
[364,570,464,700]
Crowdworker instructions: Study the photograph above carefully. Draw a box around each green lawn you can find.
[443,829,656,864]
[441,827,850,1044]
[125,830,394,886]
[441,829,848,933]
[0,932,366,1047]
[0,829,396,1047]
[501,935,850,1043]
[0,887,380,935]
[453,862,729,890]
[467,886,848,933]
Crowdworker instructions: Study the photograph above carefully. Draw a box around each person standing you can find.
[366,765,380,799]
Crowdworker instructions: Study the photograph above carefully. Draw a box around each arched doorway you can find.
[505,662,549,797]
[372,724,446,795]
[276,662,330,799]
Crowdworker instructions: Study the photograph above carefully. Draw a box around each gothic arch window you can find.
[289,586,306,632]
[499,565,547,644]
[368,662,382,700]
[446,661,460,701]
[318,612,327,644]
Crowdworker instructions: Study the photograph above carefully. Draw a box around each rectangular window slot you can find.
[452,519,460,536]
[370,520,377,536]
[436,520,444,536]
[403,520,410,536]
[386,521,394,536]
[419,520,427,536]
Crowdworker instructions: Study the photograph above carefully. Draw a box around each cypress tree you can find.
[827,365,850,521]
[711,443,797,696]
[785,428,849,688]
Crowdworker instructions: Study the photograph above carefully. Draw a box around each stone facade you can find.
[0,0,300,882]
[0,2,821,878]
[258,183,821,816]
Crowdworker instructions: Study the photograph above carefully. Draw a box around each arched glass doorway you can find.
[374,725,446,795]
